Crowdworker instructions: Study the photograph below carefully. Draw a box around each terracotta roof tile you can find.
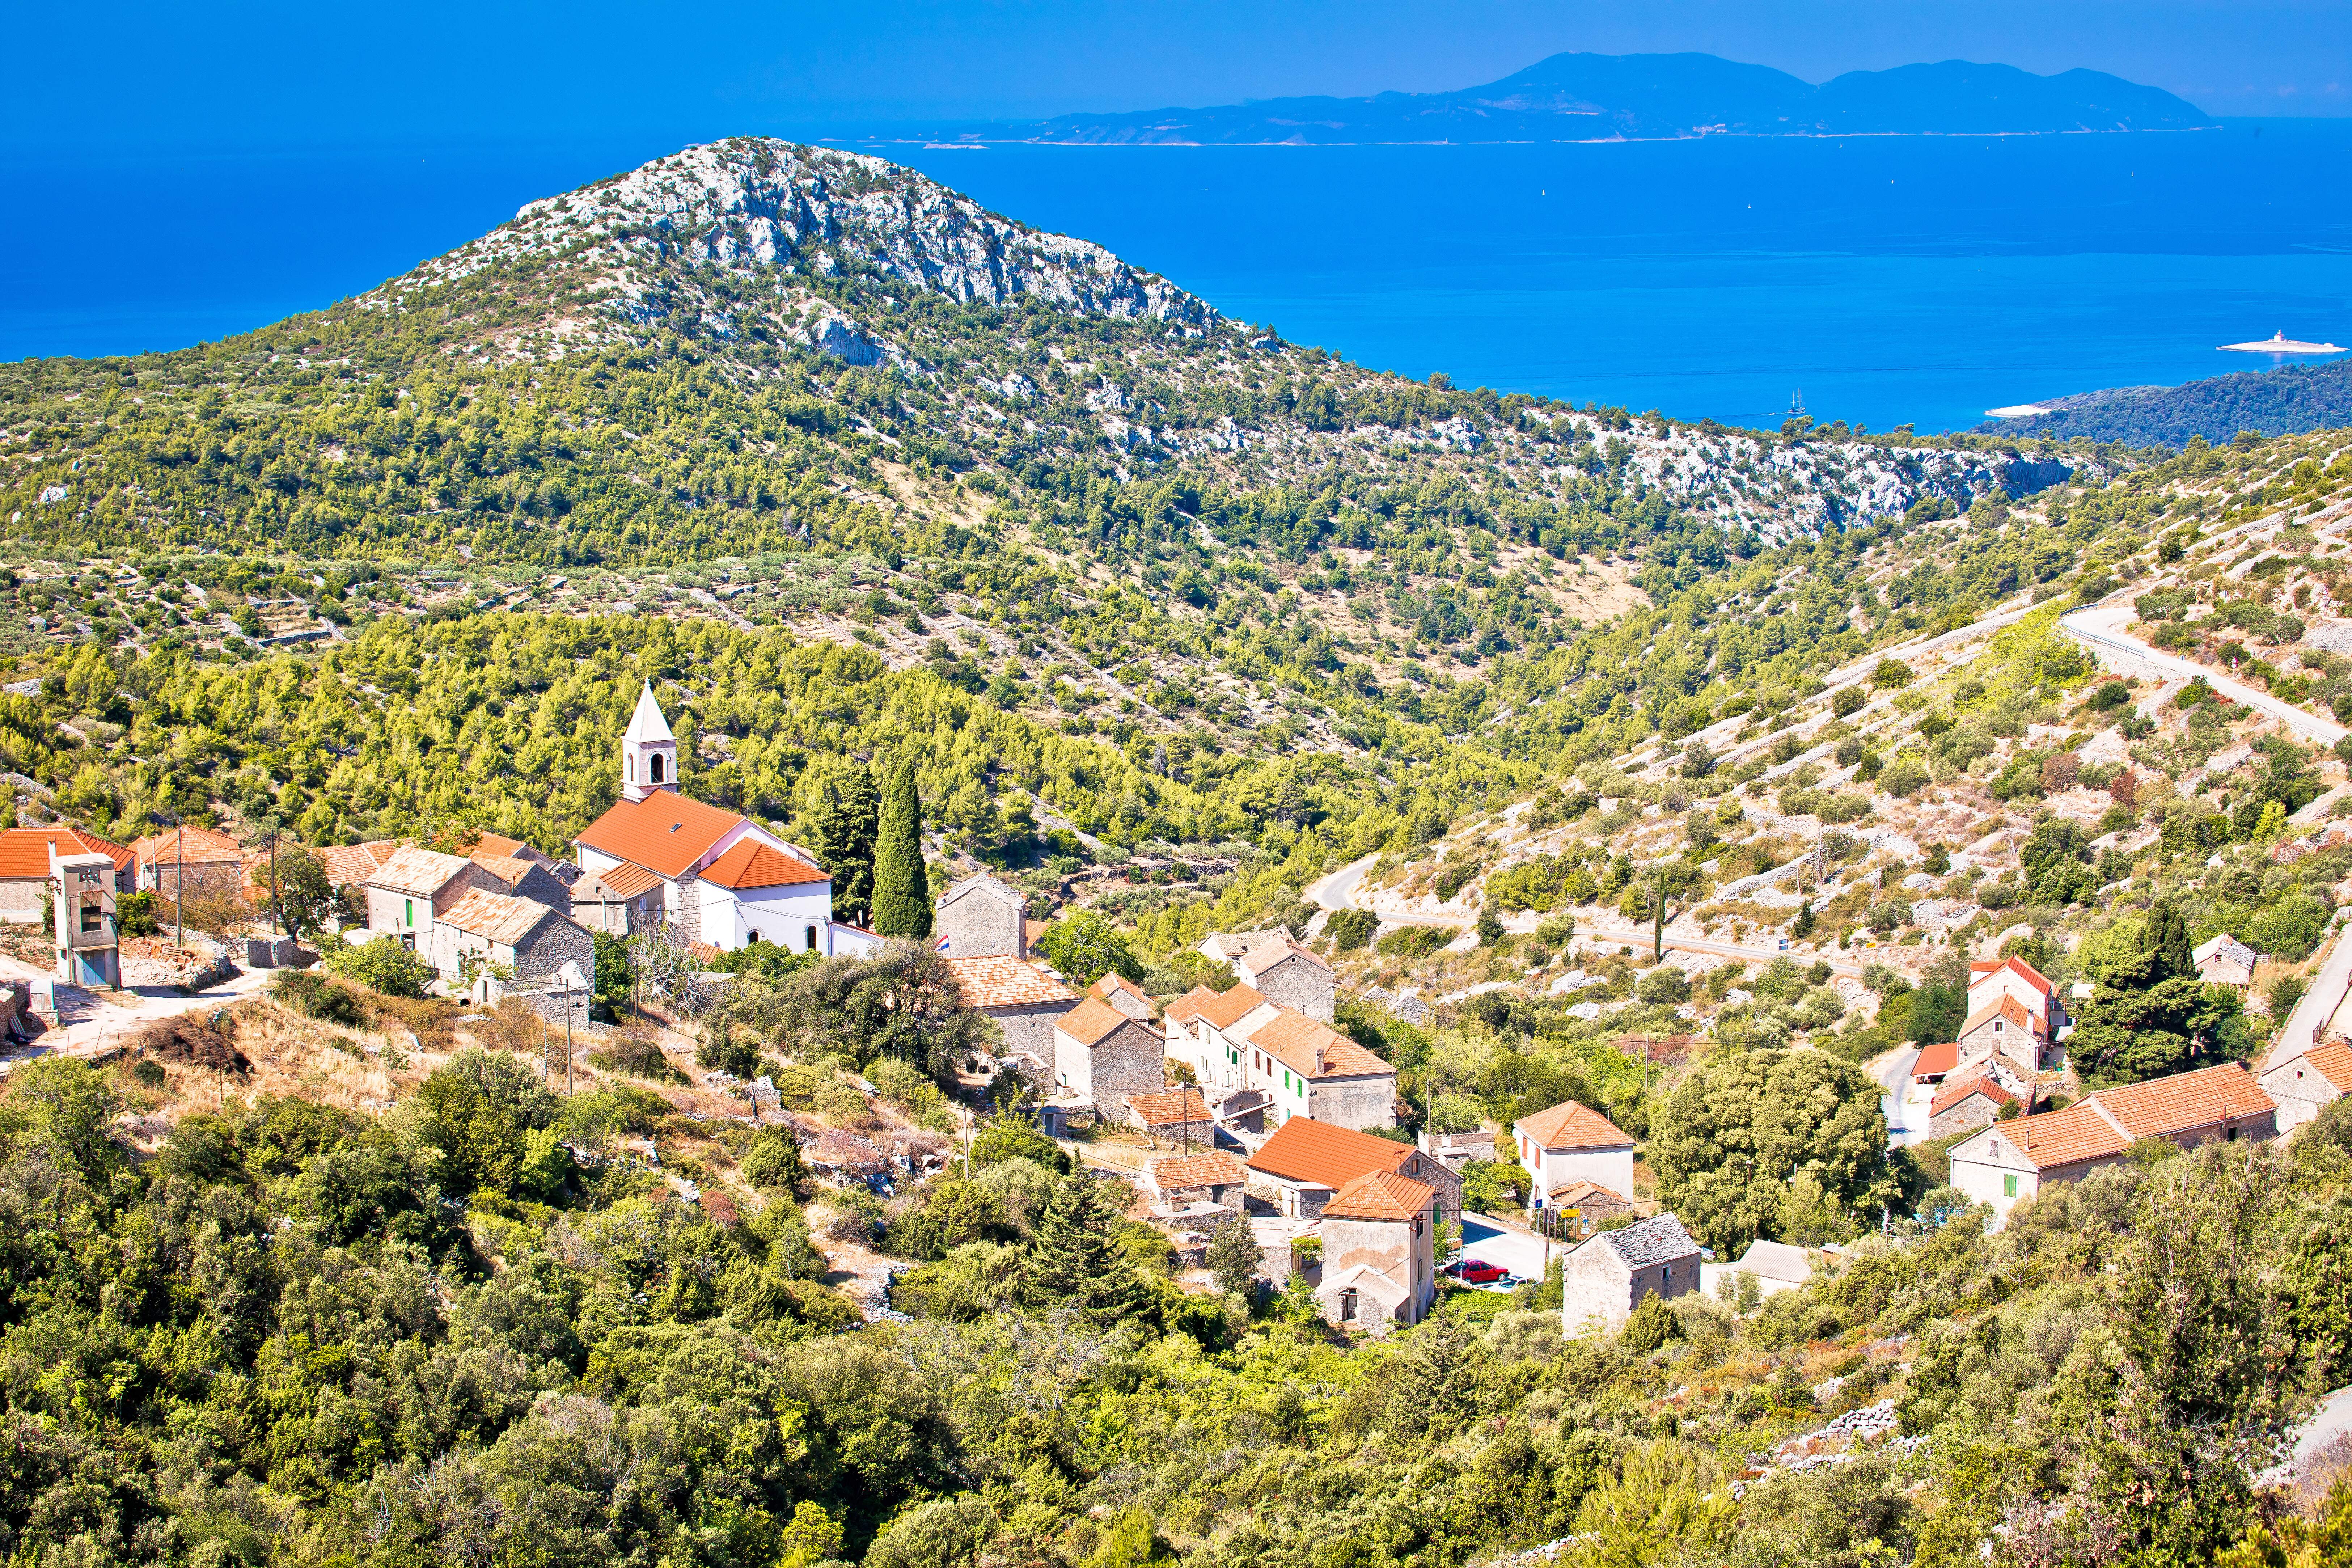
[575,792,749,879]
[1090,971,1155,1011]
[1322,1168,1434,1222]
[127,825,244,866]
[0,826,134,880]
[368,845,475,897]
[1930,1073,2017,1118]
[1969,955,2053,997]
[1247,1116,1416,1189]
[2002,1102,2128,1169]
[1912,1039,1959,1079]
[468,851,538,888]
[320,840,399,887]
[436,887,563,946]
[1544,1178,1630,1207]
[702,838,828,890]
[1515,1099,1633,1151]
[1127,1085,1211,1125]
[1147,1150,1246,1189]
[1242,1009,1392,1079]
[579,861,664,900]
[1056,994,1140,1047]
[2297,1041,2352,1092]
[2088,1061,2272,1140]
[1192,983,1271,1030]
[943,955,1079,1010]
[1960,993,2044,1040]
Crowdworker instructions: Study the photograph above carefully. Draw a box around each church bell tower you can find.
[620,681,679,803]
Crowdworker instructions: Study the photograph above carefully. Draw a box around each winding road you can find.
[2059,602,2348,747]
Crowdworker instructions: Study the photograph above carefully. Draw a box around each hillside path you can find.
[2059,602,2347,747]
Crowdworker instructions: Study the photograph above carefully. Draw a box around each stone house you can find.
[1559,1213,1702,1335]
[1418,1126,1496,1174]
[466,850,574,913]
[2194,933,2263,991]
[1126,1084,1217,1146]
[1052,994,1165,1117]
[1201,930,1335,1020]
[1315,1170,1438,1334]
[942,955,1081,1061]
[1244,1114,1464,1225]
[570,861,666,937]
[1141,1150,1248,1216]
[1543,1179,1637,1239]
[1953,992,2055,1082]
[1512,1099,1636,1216]
[1966,955,2072,1044]
[1948,1060,2276,1222]
[432,888,595,996]
[1089,970,1157,1023]
[1928,1073,2023,1138]
[934,874,1030,959]
[2260,1041,2352,1134]
[365,845,501,948]
[1163,982,1274,1100]
[1235,1009,1397,1130]
[128,824,247,899]
[0,826,133,922]
[51,842,122,989]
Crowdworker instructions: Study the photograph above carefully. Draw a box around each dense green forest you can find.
[1975,358,2352,448]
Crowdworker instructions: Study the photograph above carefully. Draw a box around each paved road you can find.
[1867,1043,1925,1146]
[2060,603,2347,747]
[0,953,273,1073]
[2269,917,2352,1072]
[2264,1383,2352,1487]
[1458,1212,1554,1284]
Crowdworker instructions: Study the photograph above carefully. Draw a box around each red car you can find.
[1447,1259,1508,1285]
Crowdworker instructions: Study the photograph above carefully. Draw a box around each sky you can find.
[7,0,2348,159]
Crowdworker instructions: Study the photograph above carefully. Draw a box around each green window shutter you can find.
[2003,1174,2018,1198]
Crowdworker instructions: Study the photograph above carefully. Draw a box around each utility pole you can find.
[175,821,185,950]
[1651,871,1667,963]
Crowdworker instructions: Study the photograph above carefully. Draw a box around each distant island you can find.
[901,52,2218,146]
[1974,356,2352,446]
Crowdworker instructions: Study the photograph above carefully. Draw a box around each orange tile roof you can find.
[2296,1042,2352,1093]
[1057,993,1143,1047]
[942,955,1079,1010]
[128,825,243,866]
[1515,1098,1633,1151]
[2088,1061,2272,1140]
[1247,1115,1416,1189]
[436,888,563,946]
[1127,1085,1211,1125]
[1912,1040,1959,1079]
[0,826,134,879]
[1193,983,1272,1030]
[1323,1168,1434,1222]
[368,844,476,897]
[319,840,399,887]
[1148,1150,1246,1189]
[1930,1073,2016,1119]
[579,861,663,900]
[2001,1102,2128,1170]
[1243,1009,1393,1080]
[702,838,828,890]
[1960,993,2045,1041]
[1969,955,2053,997]
[472,832,530,859]
[575,792,750,879]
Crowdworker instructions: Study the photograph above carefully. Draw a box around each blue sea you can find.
[6,122,2351,433]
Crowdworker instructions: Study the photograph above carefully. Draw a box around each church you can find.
[573,683,881,957]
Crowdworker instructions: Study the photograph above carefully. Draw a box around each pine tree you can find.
[804,759,881,926]
[1022,1178,1151,1324]
[870,759,931,939]
[1205,1213,1262,1299]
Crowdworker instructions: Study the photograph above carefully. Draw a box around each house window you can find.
[1339,1288,1357,1321]
[2003,1174,2018,1198]
[79,893,103,934]
[806,924,819,951]
[405,897,415,927]
[649,753,664,784]
[748,929,761,945]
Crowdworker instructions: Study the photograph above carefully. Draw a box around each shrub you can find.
[1870,659,1914,690]
[1433,859,1484,903]
[971,1122,1070,1174]
[115,891,160,937]
[740,1126,807,1192]
[1636,965,1692,1005]
[1879,758,1930,799]
[271,968,368,1028]
[1831,686,1866,718]
[320,935,435,999]
[587,1034,687,1085]
[131,1014,250,1074]
[1375,925,1452,960]
[1325,907,1379,951]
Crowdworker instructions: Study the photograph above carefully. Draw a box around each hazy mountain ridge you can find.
[909,51,2217,147]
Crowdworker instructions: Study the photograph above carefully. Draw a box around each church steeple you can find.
[620,681,678,803]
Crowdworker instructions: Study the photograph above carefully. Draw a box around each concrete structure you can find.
[430,888,595,997]
[570,862,666,937]
[1419,1126,1497,1174]
[1700,1239,1840,1302]
[128,825,246,898]
[1560,1213,1701,1335]
[1164,981,1399,1130]
[1244,1114,1463,1225]
[1201,929,1336,1020]
[1051,994,1164,1117]
[1928,1074,2023,1138]
[934,875,1030,959]
[1315,1170,1438,1334]
[1948,1061,2277,1222]
[0,827,133,921]
[2262,1042,2352,1134]
[2195,933,2264,991]
[1512,1100,1637,1214]
[574,683,867,955]
[364,845,498,949]
[1127,1084,1216,1145]
[51,842,120,988]
[942,955,1081,1061]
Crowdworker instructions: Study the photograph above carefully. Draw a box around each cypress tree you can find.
[870,759,931,939]
[805,759,881,926]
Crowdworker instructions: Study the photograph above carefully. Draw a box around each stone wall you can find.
[1307,1072,1398,1133]
[986,999,1076,1062]
[1249,954,1334,1021]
